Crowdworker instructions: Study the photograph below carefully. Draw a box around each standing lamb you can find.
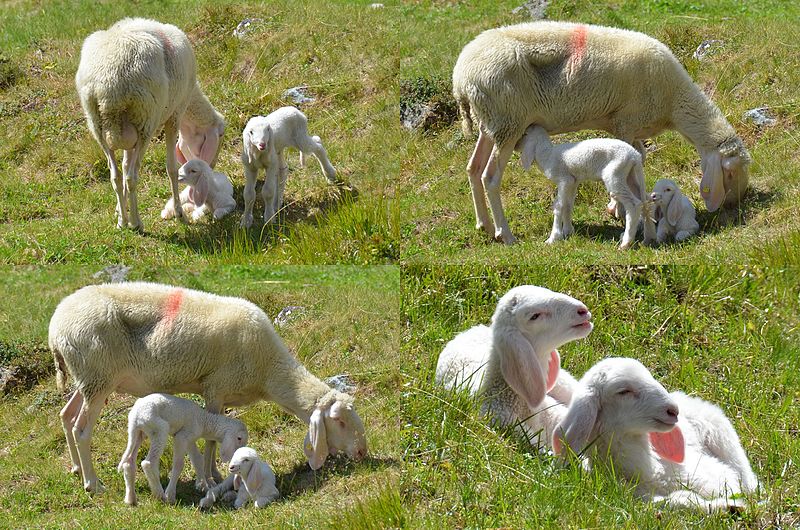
[50,282,367,494]
[160,159,237,222]
[199,447,280,510]
[517,125,656,249]
[117,393,248,505]
[240,107,338,228]
[435,285,593,436]
[650,178,701,243]
[75,17,225,231]
[553,357,760,512]
[453,21,750,244]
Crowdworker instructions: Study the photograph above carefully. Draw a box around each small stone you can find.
[233,18,263,38]
[325,374,357,393]
[692,40,724,60]
[273,306,306,327]
[742,107,776,127]
[93,264,131,282]
[282,86,315,104]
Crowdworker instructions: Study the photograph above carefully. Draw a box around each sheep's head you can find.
[244,117,272,164]
[491,285,593,409]
[700,137,750,212]
[178,159,212,206]
[304,393,367,470]
[228,446,259,476]
[219,418,249,463]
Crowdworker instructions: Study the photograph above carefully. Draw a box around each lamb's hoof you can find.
[69,465,81,475]
[495,230,516,245]
[84,480,105,494]
[545,236,560,245]
[240,215,253,228]
[619,240,634,250]
[164,494,177,505]
[128,221,144,232]
[124,496,137,506]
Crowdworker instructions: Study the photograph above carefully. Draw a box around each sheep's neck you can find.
[671,83,737,153]
[263,355,331,424]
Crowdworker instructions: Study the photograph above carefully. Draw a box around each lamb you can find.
[160,159,236,222]
[75,17,225,231]
[453,20,750,244]
[117,393,248,505]
[552,357,759,512]
[240,107,338,228]
[435,285,593,435]
[517,125,656,249]
[650,178,700,243]
[199,447,279,510]
[49,282,367,494]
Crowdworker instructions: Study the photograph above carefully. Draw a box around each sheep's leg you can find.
[299,135,338,184]
[482,141,517,244]
[122,139,149,231]
[164,119,186,224]
[119,429,144,506]
[72,389,110,494]
[619,197,642,250]
[241,165,259,228]
[100,145,126,228]
[467,130,494,236]
[261,163,279,224]
[233,485,250,509]
[547,179,577,244]
[141,425,168,501]
[164,433,190,504]
[273,152,288,215]
[675,230,692,242]
[202,400,224,484]
[59,390,83,475]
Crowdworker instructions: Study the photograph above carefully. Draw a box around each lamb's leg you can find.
[164,433,190,504]
[72,389,110,494]
[164,119,186,224]
[300,135,337,184]
[141,424,168,501]
[118,429,144,506]
[656,218,670,244]
[273,152,288,215]
[482,141,516,244]
[546,179,577,244]
[261,162,279,224]
[59,390,83,475]
[467,130,494,236]
[619,197,642,250]
[675,230,692,242]
[187,441,211,491]
[202,400,224,484]
[100,145,126,229]
[241,164,259,228]
[233,484,250,509]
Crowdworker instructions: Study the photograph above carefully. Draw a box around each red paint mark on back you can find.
[163,289,184,328]
[565,25,588,83]
[155,29,174,56]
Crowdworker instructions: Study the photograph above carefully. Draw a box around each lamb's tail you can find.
[53,344,69,392]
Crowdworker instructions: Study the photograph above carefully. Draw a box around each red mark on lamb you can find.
[565,25,588,83]
[163,289,184,328]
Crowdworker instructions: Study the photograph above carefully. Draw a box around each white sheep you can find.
[517,125,656,249]
[160,159,236,222]
[240,107,337,228]
[650,178,700,243]
[49,282,367,494]
[76,17,225,231]
[435,285,593,435]
[453,21,750,244]
[553,357,759,512]
[199,447,279,510]
[117,393,248,505]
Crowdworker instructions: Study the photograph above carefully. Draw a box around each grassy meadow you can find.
[402,264,800,527]
[399,0,800,264]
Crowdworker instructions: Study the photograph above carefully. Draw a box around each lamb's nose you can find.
[257,143,266,150]
[577,307,588,317]
[666,404,679,419]
[650,193,658,200]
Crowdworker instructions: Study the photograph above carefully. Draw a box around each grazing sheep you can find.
[75,17,225,231]
[117,393,248,505]
[199,447,279,509]
[49,282,367,494]
[435,285,593,436]
[240,107,338,228]
[453,21,750,244]
[160,159,236,222]
[650,178,700,243]
[517,125,656,249]
[553,357,759,512]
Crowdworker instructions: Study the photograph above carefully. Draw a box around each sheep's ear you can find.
[666,190,685,227]
[497,330,548,409]
[304,408,328,470]
[700,151,725,212]
[552,389,598,456]
[649,425,685,464]
[547,349,560,392]
[188,171,210,207]
[198,129,220,168]
[329,400,345,420]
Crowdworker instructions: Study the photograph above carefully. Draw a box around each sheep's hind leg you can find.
[72,389,111,494]
[141,424,168,501]
[122,140,149,231]
[241,165,259,228]
[619,197,642,250]
[482,141,517,244]
[467,131,494,236]
[164,119,186,225]
[101,145,126,229]
[60,390,83,476]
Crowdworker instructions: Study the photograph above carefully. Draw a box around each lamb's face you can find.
[324,400,368,462]
[178,159,210,186]
[228,447,258,476]
[246,119,272,152]
[219,422,249,463]
[650,179,678,219]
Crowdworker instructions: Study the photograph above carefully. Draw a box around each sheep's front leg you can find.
[482,141,516,244]
[233,485,250,509]
[59,390,83,476]
[467,131,495,236]
[72,390,110,494]
[261,162,279,224]
[241,164,259,228]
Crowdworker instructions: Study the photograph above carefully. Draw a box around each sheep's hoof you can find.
[495,230,516,245]
[124,495,137,506]
[85,480,105,494]
[240,215,253,229]
[69,465,81,475]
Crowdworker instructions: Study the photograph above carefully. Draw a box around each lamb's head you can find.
[219,417,249,463]
[553,358,684,464]
[244,116,272,164]
[228,446,259,478]
[178,159,212,206]
[491,285,593,409]
[700,137,750,212]
[303,391,367,470]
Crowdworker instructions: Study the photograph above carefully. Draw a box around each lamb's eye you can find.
[530,313,541,321]
[617,389,633,396]
[665,188,672,192]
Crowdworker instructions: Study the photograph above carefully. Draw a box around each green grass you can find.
[0,264,401,527]
[399,0,800,264]
[0,0,399,266]
[401,264,800,527]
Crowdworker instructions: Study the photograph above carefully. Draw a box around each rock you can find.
[325,374,357,393]
[742,107,776,127]
[93,264,131,282]
[692,39,724,60]
[283,86,316,104]
[512,0,548,19]
[273,306,306,327]
[233,18,263,38]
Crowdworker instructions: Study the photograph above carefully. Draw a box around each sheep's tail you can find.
[53,345,69,392]
[454,90,474,137]
[80,90,137,151]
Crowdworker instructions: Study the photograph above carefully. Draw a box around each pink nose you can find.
[577,307,588,316]
[257,143,266,150]
[666,404,679,419]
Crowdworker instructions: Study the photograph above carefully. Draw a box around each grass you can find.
[401,264,800,527]
[0,0,399,266]
[398,0,800,264]
[0,264,401,528]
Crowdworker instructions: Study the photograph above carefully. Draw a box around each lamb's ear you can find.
[303,408,328,470]
[552,389,598,456]
[198,129,221,167]
[649,425,685,464]
[233,474,242,491]
[700,151,725,212]
[248,462,264,491]
[666,190,685,227]
[244,127,254,165]
[496,330,548,409]
[547,350,560,392]
[188,171,210,207]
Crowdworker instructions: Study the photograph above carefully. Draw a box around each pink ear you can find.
[188,173,210,206]
[176,143,188,165]
[552,431,564,455]
[546,350,560,392]
[649,425,685,463]
[199,130,221,166]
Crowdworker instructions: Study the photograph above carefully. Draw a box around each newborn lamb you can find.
[161,159,236,222]
[199,447,279,510]
[650,178,700,243]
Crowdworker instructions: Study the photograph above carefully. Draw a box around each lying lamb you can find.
[240,106,338,228]
[650,178,700,243]
[161,159,236,222]
[117,393,248,505]
[199,447,279,510]
[552,358,759,512]
[518,125,656,249]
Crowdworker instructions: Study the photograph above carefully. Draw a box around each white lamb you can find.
[76,18,225,231]
[453,21,750,244]
[160,159,236,222]
[240,107,338,228]
[552,357,759,512]
[117,393,248,505]
[650,178,701,243]
[435,285,593,435]
[199,447,279,510]
[517,125,656,249]
[49,282,367,494]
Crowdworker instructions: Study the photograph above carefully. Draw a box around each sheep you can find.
[199,447,279,509]
[517,125,656,249]
[552,357,759,512]
[160,159,236,222]
[75,17,225,231]
[117,393,248,505]
[435,285,593,436]
[452,20,750,244]
[49,282,367,494]
[240,107,338,228]
[650,178,700,243]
